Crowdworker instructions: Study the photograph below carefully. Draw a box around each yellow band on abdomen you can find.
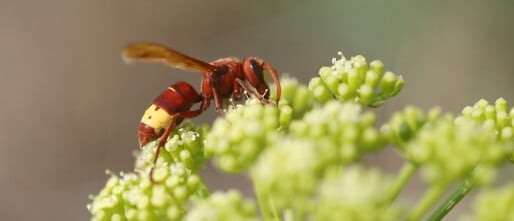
[141,104,174,134]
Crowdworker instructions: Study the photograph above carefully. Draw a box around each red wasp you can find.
[122,43,281,182]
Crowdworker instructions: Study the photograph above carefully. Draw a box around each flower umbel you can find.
[136,122,209,172]
[204,100,281,173]
[406,116,506,186]
[289,101,385,163]
[89,50,513,221]
[251,138,322,216]
[309,52,404,107]
[381,106,441,149]
[458,98,514,141]
[314,166,403,221]
[88,167,205,221]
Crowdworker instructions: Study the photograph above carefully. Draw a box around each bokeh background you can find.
[1,0,513,220]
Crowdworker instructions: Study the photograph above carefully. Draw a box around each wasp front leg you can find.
[232,79,244,101]
[211,87,226,117]
[262,61,281,105]
[236,78,275,106]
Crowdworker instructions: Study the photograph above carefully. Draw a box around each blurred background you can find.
[1,0,513,220]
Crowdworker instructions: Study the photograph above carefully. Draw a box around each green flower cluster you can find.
[274,77,317,125]
[250,102,384,217]
[90,49,514,221]
[184,190,258,221]
[308,52,403,107]
[88,165,205,221]
[89,124,209,221]
[381,106,441,149]
[314,166,403,221]
[458,98,514,141]
[460,183,514,221]
[405,116,506,185]
[289,101,384,162]
[136,123,209,172]
[204,100,281,173]
[251,138,321,215]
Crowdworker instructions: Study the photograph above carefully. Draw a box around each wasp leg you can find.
[236,78,275,106]
[149,116,182,184]
[262,62,281,105]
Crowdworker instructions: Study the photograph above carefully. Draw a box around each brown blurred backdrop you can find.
[1,0,513,220]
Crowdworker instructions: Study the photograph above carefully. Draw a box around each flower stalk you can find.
[426,165,485,221]
[406,184,447,221]
[385,161,418,205]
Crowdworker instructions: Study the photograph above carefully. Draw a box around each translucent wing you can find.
[122,42,214,72]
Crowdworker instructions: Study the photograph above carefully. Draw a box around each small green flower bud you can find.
[318,66,333,79]
[475,99,489,110]
[358,84,374,105]
[485,105,496,119]
[337,83,353,100]
[496,111,509,128]
[370,60,384,76]
[166,206,183,220]
[279,104,293,126]
[309,77,333,102]
[380,71,397,95]
[462,106,473,118]
[471,108,485,122]
[390,75,404,97]
[381,106,432,148]
[347,69,362,92]
[320,68,340,93]
[352,55,368,80]
[364,70,380,89]
[494,103,512,118]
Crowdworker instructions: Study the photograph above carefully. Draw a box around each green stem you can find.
[386,161,418,204]
[426,166,484,221]
[406,184,447,221]
[254,184,281,221]
[196,181,211,199]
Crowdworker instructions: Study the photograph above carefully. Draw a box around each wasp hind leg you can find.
[148,108,205,184]
[149,116,183,184]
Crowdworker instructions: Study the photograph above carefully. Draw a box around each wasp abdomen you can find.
[138,82,202,147]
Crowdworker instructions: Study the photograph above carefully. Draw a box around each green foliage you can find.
[89,52,514,221]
